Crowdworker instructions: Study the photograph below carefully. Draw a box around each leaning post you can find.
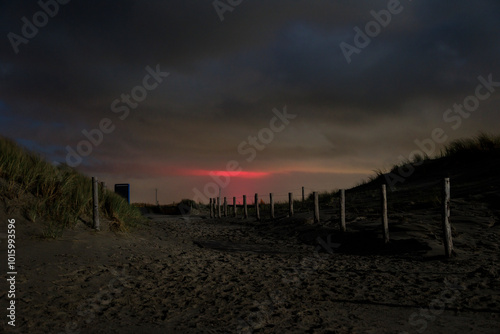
[381,185,389,243]
[314,191,320,223]
[442,178,453,257]
[92,177,100,231]
[340,189,346,232]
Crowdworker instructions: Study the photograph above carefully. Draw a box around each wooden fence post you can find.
[243,195,248,219]
[212,198,216,218]
[314,191,319,223]
[381,185,389,243]
[340,189,346,232]
[209,198,213,218]
[223,197,227,217]
[442,178,453,257]
[92,177,100,231]
[255,193,260,221]
[233,197,237,217]
[289,192,294,216]
[217,196,221,218]
[270,193,275,219]
[302,187,305,202]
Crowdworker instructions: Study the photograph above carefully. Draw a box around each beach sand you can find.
[1,197,499,334]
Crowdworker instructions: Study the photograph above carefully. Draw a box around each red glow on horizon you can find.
[183,169,271,178]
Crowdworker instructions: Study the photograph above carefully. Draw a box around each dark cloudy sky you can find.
[1,0,500,204]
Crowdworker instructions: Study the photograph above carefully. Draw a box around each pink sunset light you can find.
[184,169,271,179]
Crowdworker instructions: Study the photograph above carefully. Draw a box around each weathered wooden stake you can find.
[212,198,216,218]
[340,189,346,232]
[233,197,237,217]
[302,187,305,202]
[381,185,389,243]
[243,195,248,219]
[314,191,319,223]
[289,192,294,216]
[209,198,213,218]
[218,188,221,218]
[223,197,227,217]
[217,196,221,218]
[255,193,260,221]
[270,193,275,219]
[92,177,100,231]
[442,178,453,257]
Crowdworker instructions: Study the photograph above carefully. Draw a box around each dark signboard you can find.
[114,184,130,203]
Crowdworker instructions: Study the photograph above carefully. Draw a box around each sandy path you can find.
[1,211,499,333]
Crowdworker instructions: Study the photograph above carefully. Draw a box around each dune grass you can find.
[439,132,500,158]
[0,136,143,236]
[353,132,500,188]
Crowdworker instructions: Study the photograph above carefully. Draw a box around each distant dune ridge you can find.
[0,133,499,332]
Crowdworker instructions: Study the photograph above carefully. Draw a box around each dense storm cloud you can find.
[1,0,499,203]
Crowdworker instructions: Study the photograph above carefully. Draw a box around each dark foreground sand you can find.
[1,203,499,333]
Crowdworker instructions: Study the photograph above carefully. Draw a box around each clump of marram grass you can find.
[42,221,66,239]
[0,136,144,235]
[102,190,143,231]
[351,132,500,190]
[440,132,500,158]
